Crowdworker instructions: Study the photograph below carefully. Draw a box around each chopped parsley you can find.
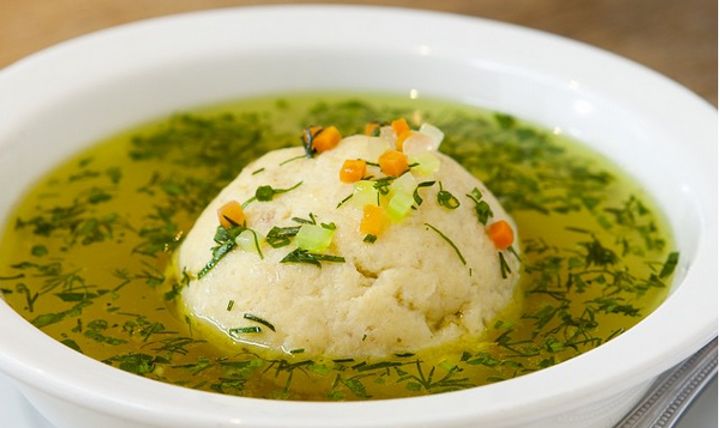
[466,187,493,225]
[265,226,301,248]
[242,181,303,208]
[363,234,377,244]
[436,182,460,209]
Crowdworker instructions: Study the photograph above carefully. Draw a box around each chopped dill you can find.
[336,193,354,208]
[279,155,306,166]
[423,223,466,265]
[226,300,235,311]
[251,168,265,175]
[243,313,276,332]
[412,181,436,206]
[498,252,511,279]
[291,213,317,225]
[229,326,262,336]
[290,348,305,354]
[197,225,245,278]
[280,248,346,267]
[659,251,679,278]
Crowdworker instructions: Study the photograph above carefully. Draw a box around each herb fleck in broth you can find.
[0,94,677,400]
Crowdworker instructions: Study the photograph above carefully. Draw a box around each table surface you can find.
[0,0,717,105]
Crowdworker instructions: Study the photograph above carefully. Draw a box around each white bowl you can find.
[0,6,716,428]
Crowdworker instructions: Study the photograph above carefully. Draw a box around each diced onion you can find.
[296,224,334,252]
[236,229,261,255]
[418,123,444,149]
[401,131,436,155]
[389,172,416,196]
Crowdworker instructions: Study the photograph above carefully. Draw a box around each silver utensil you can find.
[615,336,718,427]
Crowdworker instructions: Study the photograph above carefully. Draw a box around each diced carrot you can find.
[379,150,409,177]
[217,201,246,229]
[391,118,410,136]
[395,130,412,150]
[360,204,389,236]
[364,122,380,136]
[487,220,514,250]
[312,126,342,153]
[339,159,367,183]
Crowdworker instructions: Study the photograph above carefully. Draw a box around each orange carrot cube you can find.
[217,201,246,229]
[391,118,410,136]
[395,130,412,150]
[487,220,514,250]
[312,126,342,153]
[360,204,389,236]
[379,150,409,177]
[339,159,367,183]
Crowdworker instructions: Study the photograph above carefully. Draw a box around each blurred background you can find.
[0,0,717,105]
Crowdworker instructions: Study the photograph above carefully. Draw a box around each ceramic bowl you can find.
[0,6,716,428]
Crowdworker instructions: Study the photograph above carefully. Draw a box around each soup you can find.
[0,94,677,400]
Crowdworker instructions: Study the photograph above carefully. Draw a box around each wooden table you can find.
[1,0,716,105]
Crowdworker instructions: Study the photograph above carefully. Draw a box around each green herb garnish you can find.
[229,326,262,336]
[265,226,301,248]
[466,187,493,225]
[363,234,377,244]
[659,251,679,278]
[498,252,511,279]
[280,248,346,267]
[226,300,235,311]
[291,213,317,225]
[242,181,303,207]
[197,225,245,278]
[412,181,436,206]
[279,155,306,166]
[423,223,466,265]
[251,168,265,175]
[336,193,354,208]
[301,127,323,158]
[243,313,275,332]
[437,182,460,209]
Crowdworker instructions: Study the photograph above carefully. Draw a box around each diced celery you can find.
[296,224,334,252]
[236,229,261,255]
[352,180,379,207]
[389,172,416,196]
[387,192,415,222]
[409,152,440,178]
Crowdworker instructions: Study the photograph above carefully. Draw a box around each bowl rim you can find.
[0,4,716,427]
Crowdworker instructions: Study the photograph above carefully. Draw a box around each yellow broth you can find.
[0,93,678,400]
